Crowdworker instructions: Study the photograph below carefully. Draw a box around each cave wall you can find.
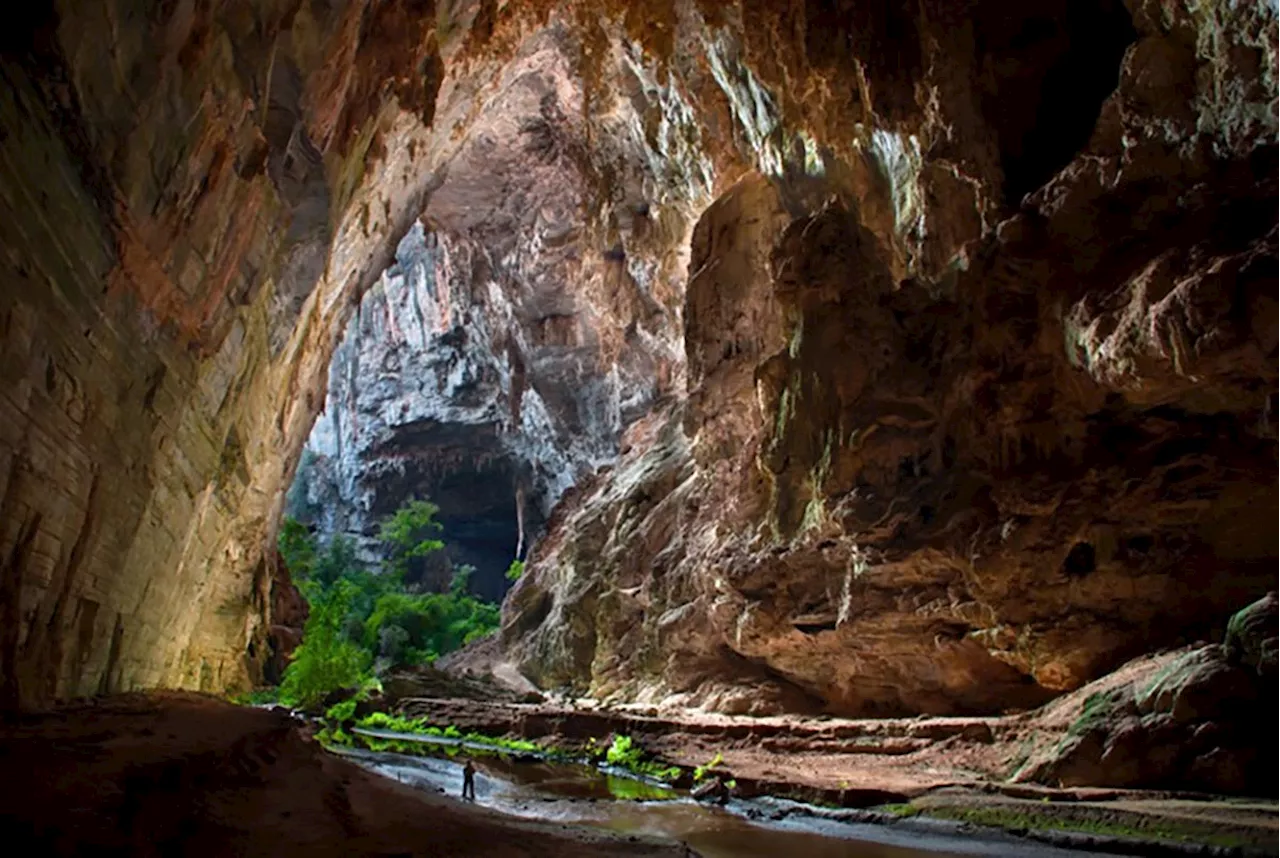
[0,0,795,706]
[290,20,701,597]
[503,0,1278,715]
[1,0,1274,714]
[0,0,514,707]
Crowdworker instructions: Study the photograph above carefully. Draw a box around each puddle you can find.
[339,738,1126,858]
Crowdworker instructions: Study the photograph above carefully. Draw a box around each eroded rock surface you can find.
[1,0,1275,731]
[1019,594,1279,795]
[502,0,1278,718]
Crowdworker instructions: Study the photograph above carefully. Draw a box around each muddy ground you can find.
[0,693,682,857]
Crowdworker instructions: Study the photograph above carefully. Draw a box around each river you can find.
[336,732,1129,858]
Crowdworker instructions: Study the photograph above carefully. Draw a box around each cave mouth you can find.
[290,414,544,604]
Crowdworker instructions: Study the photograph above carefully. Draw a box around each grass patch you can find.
[916,805,1256,850]
[877,803,921,818]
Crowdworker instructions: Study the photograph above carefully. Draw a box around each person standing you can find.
[461,759,476,801]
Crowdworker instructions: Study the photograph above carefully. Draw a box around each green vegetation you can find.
[350,716,684,784]
[261,497,502,709]
[379,499,446,581]
[693,752,724,782]
[505,559,525,582]
[231,687,281,706]
[605,734,682,782]
[605,733,642,767]
[325,698,359,722]
[354,712,549,757]
[279,578,373,709]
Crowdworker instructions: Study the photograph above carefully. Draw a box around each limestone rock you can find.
[1223,591,1279,676]
[1,0,1275,723]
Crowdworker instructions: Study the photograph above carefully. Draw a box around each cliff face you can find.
[502,0,1279,716]
[1,0,1275,715]
[0,0,459,705]
[290,15,698,594]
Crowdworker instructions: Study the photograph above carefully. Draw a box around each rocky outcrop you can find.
[1019,594,1278,795]
[1,0,1275,722]
[503,0,1278,716]
[264,551,308,686]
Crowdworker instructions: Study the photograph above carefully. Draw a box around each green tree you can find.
[379,498,445,582]
[278,517,316,579]
[362,589,498,667]
[279,578,371,709]
[267,500,501,703]
[450,563,475,596]
[505,559,525,582]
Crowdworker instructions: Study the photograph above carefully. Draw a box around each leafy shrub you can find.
[326,698,359,722]
[607,734,642,768]
[505,559,525,582]
[604,734,681,781]
[272,498,501,706]
[278,578,372,709]
[362,590,498,665]
[694,752,724,782]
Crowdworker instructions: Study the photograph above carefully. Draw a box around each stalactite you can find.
[515,482,526,560]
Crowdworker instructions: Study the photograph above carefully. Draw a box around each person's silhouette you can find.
[461,759,476,801]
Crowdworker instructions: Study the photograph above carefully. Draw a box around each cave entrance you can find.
[285,223,546,605]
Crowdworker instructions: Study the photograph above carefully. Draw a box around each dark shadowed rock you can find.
[1019,598,1279,796]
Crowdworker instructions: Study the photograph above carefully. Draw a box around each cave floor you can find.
[2,690,1273,858]
[0,693,681,857]
[387,651,1278,856]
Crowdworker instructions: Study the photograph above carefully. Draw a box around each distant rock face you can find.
[289,21,700,597]
[1,0,1275,718]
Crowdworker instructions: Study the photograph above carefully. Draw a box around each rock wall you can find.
[290,15,699,595]
[0,0,759,706]
[1,0,1274,715]
[0,0,468,707]
[503,0,1278,716]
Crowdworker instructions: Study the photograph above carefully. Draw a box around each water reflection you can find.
[343,746,1116,858]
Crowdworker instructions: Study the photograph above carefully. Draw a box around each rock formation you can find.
[0,0,1274,737]
[1018,592,1278,795]
[501,0,1280,717]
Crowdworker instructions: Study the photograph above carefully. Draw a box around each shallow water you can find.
[341,740,1126,858]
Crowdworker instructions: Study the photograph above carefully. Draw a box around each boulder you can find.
[1223,592,1278,676]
